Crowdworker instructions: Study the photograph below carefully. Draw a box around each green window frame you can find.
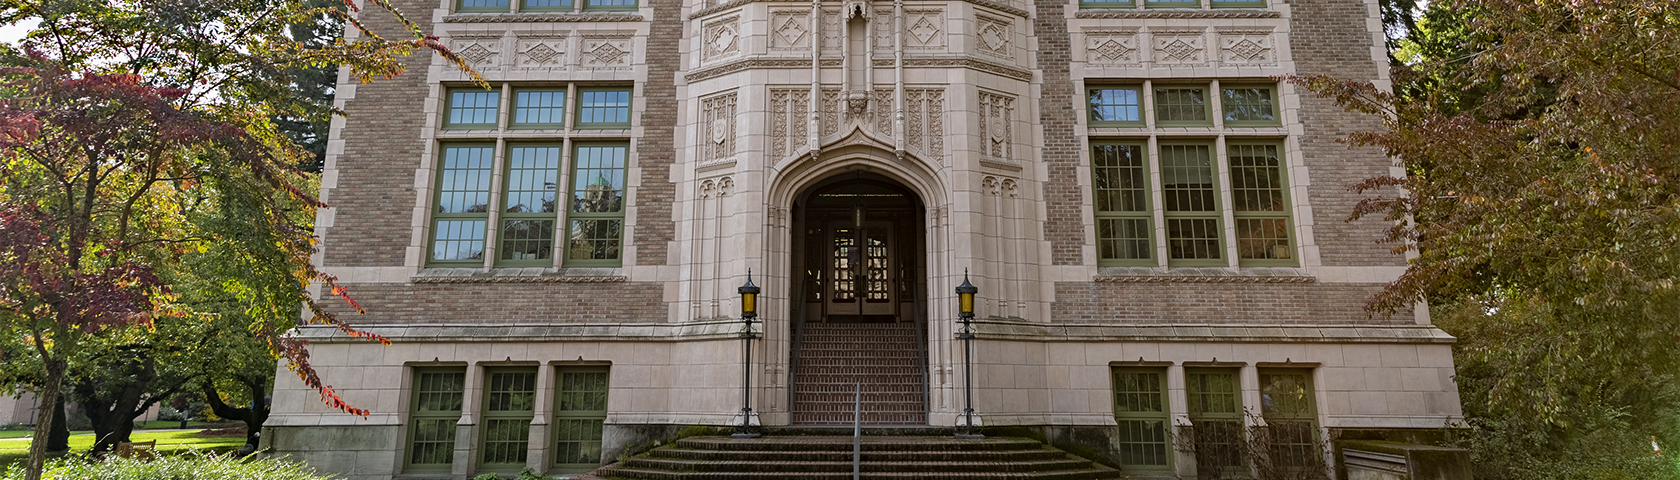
[497,144,563,267]
[552,366,610,473]
[1078,0,1134,9]
[523,0,574,11]
[1211,0,1265,7]
[479,367,538,473]
[1092,142,1154,266]
[430,144,495,266]
[583,0,636,11]
[1187,368,1245,473]
[1260,368,1320,469]
[1229,143,1295,266]
[575,88,633,129]
[1154,85,1213,126]
[1087,86,1145,127]
[511,88,568,129]
[565,143,627,266]
[457,0,511,12]
[446,88,501,129]
[1160,143,1224,266]
[1145,0,1198,8]
[1221,85,1280,126]
[1112,367,1171,472]
[405,367,465,474]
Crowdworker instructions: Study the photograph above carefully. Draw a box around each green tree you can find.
[1294,0,1680,477]
[0,1,479,478]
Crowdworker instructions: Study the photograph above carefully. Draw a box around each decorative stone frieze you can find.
[516,34,569,70]
[1151,28,1207,65]
[1218,28,1276,65]
[703,16,742,62]
[905,88,944,158]
[975,14,1012,59]
[769,88,811,158]
[700,92,737,163]
[580,34,633,69]
[1074,9,1280,19]
[450,33,505,72]
[1085,29,1140,66]
[770,9,813,51]
[978,90,1013,160]
[445,12,645,22]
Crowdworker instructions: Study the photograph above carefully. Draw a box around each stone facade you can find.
[267,0,1463,476]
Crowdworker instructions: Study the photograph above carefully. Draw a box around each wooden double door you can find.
[798,203,922,323]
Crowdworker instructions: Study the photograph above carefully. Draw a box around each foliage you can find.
[0,453,334,480]
[472,468,554,480]
[1292,0,1680,477]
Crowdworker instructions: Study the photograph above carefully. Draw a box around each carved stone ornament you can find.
[904,9,946,50]
[975,15,1011,58]
[516,34,568,69]
[1152,29,1206,64]
[701,92,737,162]
[977,91,1013,160]
[580,35,633,69]
[704,16,742,61]
[1086,30,1139,66]
[770,88,811,158]
[450,34,504,71]
[1219,29,1275,64]
[846,91,871,116]
[771,10,812,50]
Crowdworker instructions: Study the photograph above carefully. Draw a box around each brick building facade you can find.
[263,0,1464,475]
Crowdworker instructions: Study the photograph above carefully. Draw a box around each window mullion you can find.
[483,139,507,270]
[553,137,573,268]
[1216,135,1238,267]
[1147,136,1166,268]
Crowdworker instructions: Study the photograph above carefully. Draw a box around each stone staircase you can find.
[591,435,1122,479]
[792,321,927,425]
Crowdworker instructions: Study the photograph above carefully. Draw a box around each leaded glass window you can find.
[1112,367,1170,471]
[1088,87,1143,126]
[1261,368,1320,469]
[1222,86,1279,125]
[406,367,465,473]
[499,145,561,266]
[1187,369,1245,471]
[577,88,632,128]
[1093,143,1153,264]
[566,144,627,264]
[446,89,501,128]
[479,367,537,471]
[1230,143,1294,265]
[1160,144,1222,264]
[431,145,494,264]
[1154,87,1210,124]
[553,367,610,472]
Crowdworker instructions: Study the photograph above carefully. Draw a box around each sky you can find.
[0,19,39,45]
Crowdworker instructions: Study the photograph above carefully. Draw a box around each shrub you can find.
[0,453,335,480]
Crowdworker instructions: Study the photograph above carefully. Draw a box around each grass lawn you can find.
[0,429,245,467]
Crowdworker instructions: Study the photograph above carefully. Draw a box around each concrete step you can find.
[593,436,1121,480]
[649,448,1071,463]
[622,457,1095,473]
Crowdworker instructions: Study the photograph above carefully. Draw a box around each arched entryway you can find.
[788,173,928,425]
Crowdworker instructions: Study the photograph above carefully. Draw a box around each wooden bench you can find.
[115,440,157,461]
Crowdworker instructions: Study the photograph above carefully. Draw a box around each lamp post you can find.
[733,270,762,439]
[955,270,983,439]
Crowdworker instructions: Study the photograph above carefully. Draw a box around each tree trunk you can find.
[27,361,66,480]
[47,399,68,452]
[203,379,270,448]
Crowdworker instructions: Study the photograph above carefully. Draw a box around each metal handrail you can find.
[853,382,862,480]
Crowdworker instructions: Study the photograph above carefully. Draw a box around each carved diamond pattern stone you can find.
[979,22,1008,53]
[1231,39,1265,59]
[776,17,807,46]
[1096,39,1133,61]
[910,17,940,45]
[591,42,627,65]
[1162,39,1197,61]
[460,44,494,65]
[710,25,738,56]
[525,44,560,65]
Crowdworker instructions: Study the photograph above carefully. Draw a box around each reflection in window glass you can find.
[448,90,500,127]
[513,90,567,126]
[1154,87,1208,123]
[1088,88,1141,123]
[1222,87,1277,123]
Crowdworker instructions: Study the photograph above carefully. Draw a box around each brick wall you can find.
[1290,0,1406,267]
[633,0,681,267]
[320,0,434,267]
[1050,281,1408,324]
[1033,0,1087,266]
[321,282,666,324]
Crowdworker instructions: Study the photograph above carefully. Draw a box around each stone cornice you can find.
[690,0,1027,20]
[293,321,747,343]
[442,12,644,23]
[970,321,1457,344]
[1093,274,1315,283]
[1074,9,1279,19]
